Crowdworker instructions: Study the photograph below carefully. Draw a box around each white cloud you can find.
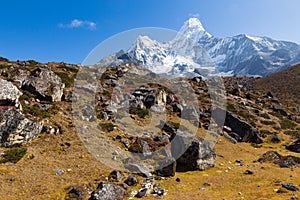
[189,13,200,18]
[58,19,96,30]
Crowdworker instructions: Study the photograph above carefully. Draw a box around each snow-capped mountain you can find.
[97,18,300,77]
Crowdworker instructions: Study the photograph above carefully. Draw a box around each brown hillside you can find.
[255,64,300,107]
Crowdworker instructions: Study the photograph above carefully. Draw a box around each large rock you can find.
[171,131,216,171]
[213,107,263,144]
[0,108,43,147]
[89,182,126,200]
[21,67,65,102]
[286,140,300,153]
[0,78,22,108]
[258,151,300,168]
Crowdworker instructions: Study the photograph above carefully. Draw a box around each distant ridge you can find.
[255,64,300,106]
[97,18,300,77]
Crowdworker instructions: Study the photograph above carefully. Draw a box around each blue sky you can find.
[0,0,299,64]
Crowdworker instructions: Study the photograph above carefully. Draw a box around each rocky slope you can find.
[0,57,299,199]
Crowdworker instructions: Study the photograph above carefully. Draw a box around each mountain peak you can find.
[178,18,212,39]
[183,18,205,32]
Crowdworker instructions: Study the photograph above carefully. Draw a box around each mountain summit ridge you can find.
[97,18,300,77]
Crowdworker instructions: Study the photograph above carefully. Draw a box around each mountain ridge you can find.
[97,18,300,77]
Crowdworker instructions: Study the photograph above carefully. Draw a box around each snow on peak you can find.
[182,18,205,31]
[178,18,212,39]
[184,18,205,31]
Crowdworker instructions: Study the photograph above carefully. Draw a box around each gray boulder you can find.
[171,131,216,171]
[286,140,300,153]
[22,67,65,102]
[0,108,43,147]
[89,182,126,200]
[213,107,263,144]
[0,78,22,109]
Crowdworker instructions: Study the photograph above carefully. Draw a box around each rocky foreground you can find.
[0,57,299,199]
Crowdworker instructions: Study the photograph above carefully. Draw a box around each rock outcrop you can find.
[0,108,43,147]
[213,107,263,144]
[21,67,65,102]
[258,151,300,168]
[171,130,216,171]
[0,78,22,109]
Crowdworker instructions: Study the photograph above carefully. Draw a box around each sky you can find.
[0,0,299,64]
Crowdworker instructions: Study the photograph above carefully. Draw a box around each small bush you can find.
[284,130,300,139]
[270,112,284,120]
[22,104,51,118]
[27,60,39,66]
[260,130,273,136]
[0,148,27,164]
[99,122,115,132]
[280,119,297,130]
[129,107,149,118]
[58,64,79,73]
[261,120,276,126]
[260,113,270,119]
[169,121,189,132]
[55,72,73,87]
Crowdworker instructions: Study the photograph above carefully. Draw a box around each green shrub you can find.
[260,113,270,119]
[27,60,39,66]
[55,72,73,87]
[280,119,297,130]
[22,104,51,118]
[129,107,150,118]
[58,64,79,73]
[0,148,27,164]
[99,122,115,132]
[270,112,284,120]
[260,120,276,126]
[169,121,189,132]
[284,130,300,139]
[260,130,273,136]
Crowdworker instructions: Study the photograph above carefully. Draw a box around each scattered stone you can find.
[258,151,300,168]
[203,182,211,187]
[90,182,126,200]
[130,190,138,197]
[65,187,82,200]
[136,188,147,198]
[55,169,66,176]
[136,177,154,198]
[199,188,206,191]
[235,160,244,165]
[245,169,254,175]
[124,176,138,186]
[108,170,124,182]
[176,178,181,182]
[270,134,281,144]
[282,183,299,192]
[153,184,165,197]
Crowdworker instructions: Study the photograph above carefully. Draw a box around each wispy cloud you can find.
[58,19,96,30]
[189,13,200,18]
